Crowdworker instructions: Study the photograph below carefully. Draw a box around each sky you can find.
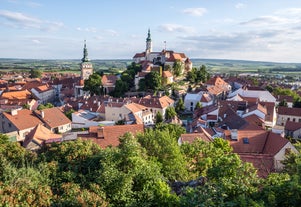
[1,0,301,62]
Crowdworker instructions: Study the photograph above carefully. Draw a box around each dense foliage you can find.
[1,126,301,206]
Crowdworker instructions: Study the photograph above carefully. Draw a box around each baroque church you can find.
[74,40,93,98]
[133,29,192,72]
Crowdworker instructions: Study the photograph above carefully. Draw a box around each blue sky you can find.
[1,0,301,62]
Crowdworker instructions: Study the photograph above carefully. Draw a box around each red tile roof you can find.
[285,121,301,131]
[34,107,71,129]
[80,124,144,148]
[278,106,301,116]
[3,109,43,130]
[179,133,213,144]
[23,124,62,148]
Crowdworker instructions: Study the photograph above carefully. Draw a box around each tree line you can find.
[1,123,301,206]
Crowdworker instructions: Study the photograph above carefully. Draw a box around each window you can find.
[191,102,193,106]
[299,119,301,123]
[243,137,249,144]
[293,118,296,122]
[8,123,12,128]
[287,118,290,121]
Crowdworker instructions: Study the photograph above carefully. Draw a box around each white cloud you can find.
[235,3,246,9]
[32,39,41,44]
[0,10,63,31]
[275,8,301,16]
[104,29,118,36]
[158,24,195,34]
[0,10,41,28]
[182,7,207,17]
[240,15,297,26]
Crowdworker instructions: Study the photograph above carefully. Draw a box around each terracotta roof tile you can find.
[285,120,301,131]
[278,106,301,116]
[34,107,71,129]
[81,124,144,148]
[23,124,62,147]
[179,133,213,144]
[3,109,43,130]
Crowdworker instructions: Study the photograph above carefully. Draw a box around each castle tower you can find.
[80,40,93,80]
[146,29,152,54]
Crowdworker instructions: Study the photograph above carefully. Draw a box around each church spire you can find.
[81,40,89,62]
[146,28,151,42]
[146,29,152,53]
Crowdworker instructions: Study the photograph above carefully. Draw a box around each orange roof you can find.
[34,107,71,129]
[1,90,31,100]
[81,124,144,148]
[3,109,43,130]
[180,133,213,143]
[124,103,146,113]
[23,124,62,147]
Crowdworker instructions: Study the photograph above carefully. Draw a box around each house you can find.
[192,104,219,129]
[133,29,192,72]
[276,95,294,108]
[0,89,36,110]
[102,74,118,95]
[225,129,298,177]
[131,95,175,119]
[71,109,114,129]
[228,88,276,102]
[34,107,72,133]
[204,76,231,100]
[184,91,213,112]
[277,106,301,126]
[105,102,153,125]
[30,84,55,104]
[23,124,62,151]
[178,130,213,145]
[0,108,43,141]
[285,121,301,139]
[162,70,174,85]
[79,124,144,148]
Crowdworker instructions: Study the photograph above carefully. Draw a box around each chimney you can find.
[98,101,100,107]
[230,129,238,141]
[97,127,104,138]
[11,109,18,116]
[41,110,45,118]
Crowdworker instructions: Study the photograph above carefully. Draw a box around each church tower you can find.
[80,40,93,80]
[145,29,152,54]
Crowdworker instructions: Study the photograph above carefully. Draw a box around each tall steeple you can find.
[80,40,93,80]
[146,28,152,54]
[81,40,89,62]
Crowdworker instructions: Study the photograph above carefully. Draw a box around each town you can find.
[1,30,301,206]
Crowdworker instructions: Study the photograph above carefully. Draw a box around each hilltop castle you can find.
[133,29,192,72]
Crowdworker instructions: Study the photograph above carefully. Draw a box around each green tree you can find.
[110,79,129,97]
[145,71,162,90]
[127,62,142,74]
[175,98,185,113]
[64,109,75,121]
[165,107,177,120]
[195,102,202,110]
[137,127,188,181]
[37,103,54,110]
[155,111,163,124]
[173,60,183,77]
[83,73,102,96]
[29,69,42,78]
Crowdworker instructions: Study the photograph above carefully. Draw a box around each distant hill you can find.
[1,58,301,77]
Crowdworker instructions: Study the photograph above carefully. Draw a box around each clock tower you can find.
[80,40,93,80]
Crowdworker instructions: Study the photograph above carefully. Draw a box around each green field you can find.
[1,58,301,78]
